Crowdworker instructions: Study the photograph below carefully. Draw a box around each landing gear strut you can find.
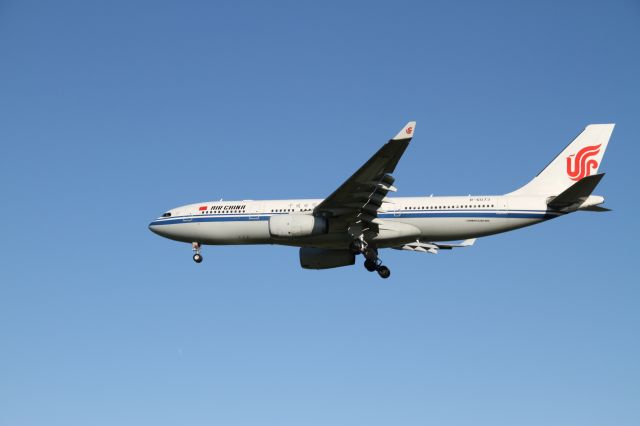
[352,240,391,279]
[349,239,364,255]
[363,247,378,262]
[192,242,203,263]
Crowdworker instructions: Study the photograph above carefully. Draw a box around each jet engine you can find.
[269,215,327,237]
[299,247,355,269]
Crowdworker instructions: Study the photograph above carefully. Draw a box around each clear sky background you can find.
[1,1,639,425]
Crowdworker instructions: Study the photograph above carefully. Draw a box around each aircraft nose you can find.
[148,220,162,236]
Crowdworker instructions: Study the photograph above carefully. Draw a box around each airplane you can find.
[149,122,614,279]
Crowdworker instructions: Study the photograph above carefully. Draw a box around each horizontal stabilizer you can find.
[547,173,604,209]
[436,238,477,249]
[580,205,611,212]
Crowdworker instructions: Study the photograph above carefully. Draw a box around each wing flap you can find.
[393,239,477,254]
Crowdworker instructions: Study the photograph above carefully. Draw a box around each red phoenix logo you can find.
[406,126,413,135]
[566,144,601,181]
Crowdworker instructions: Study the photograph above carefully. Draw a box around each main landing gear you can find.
[192,242,203,263]
[350,241,391,279]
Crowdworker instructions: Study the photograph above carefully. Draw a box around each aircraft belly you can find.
[199,221,271,244]
[399,216,542,240]
[155,220,272,245]
[499,217,545,233]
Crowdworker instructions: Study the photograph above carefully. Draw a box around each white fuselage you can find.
[148,195,563,249]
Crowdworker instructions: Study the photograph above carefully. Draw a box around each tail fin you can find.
[508,124,614,196]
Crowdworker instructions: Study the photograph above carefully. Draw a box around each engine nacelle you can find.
[268,214,327,237]
[299,247,355,270]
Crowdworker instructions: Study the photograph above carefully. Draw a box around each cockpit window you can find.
[162,212,172,217]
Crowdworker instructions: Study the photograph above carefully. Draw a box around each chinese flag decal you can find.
[199,206,208,211]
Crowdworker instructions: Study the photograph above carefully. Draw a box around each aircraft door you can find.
[496,197,508,215]
[392,202,401,217]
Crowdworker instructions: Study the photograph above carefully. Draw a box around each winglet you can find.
[392,121,416,140]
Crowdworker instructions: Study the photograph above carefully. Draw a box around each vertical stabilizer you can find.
[508,124,614,196]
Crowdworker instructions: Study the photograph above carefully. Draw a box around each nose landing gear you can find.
[192,242,203,263]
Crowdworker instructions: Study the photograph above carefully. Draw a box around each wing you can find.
[313,121,416,236]
[393,239,477,254]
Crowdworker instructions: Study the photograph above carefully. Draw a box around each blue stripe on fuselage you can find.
[150,215,270,226]
[378,212,560,219]
[149,210,561,226]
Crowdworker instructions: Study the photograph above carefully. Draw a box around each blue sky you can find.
[1,1,639,425]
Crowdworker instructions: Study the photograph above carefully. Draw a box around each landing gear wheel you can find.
[377,265,390,279]
[192,242,202,263]
[364,259,377,272]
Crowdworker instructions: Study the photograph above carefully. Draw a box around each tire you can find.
[377,265,390,279]
[193,254,203,263]
[364,259,377,272]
